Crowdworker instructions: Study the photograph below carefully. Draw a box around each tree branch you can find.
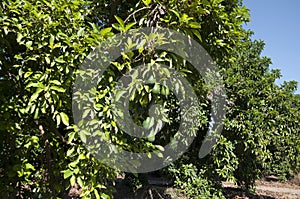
[124,6,150,23]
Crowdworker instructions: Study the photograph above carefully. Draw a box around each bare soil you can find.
[66,174,300,198]
[113,175,300,199]
[223,179,300,199]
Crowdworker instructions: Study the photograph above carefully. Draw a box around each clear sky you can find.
[243,0,300,93]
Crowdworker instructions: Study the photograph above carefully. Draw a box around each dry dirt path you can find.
[113,175,300,199]
[223,180,300,199]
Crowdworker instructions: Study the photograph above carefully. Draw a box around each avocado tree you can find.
[0,0,299,198]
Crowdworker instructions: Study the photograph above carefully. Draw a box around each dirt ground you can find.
[222,179,300,199]
[113,175,300,199]
[66,174,300,198]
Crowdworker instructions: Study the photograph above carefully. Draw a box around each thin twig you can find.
[124,6,150,23]
[45,139,54,193]
[154,187,164,199]
[148,188,154,199]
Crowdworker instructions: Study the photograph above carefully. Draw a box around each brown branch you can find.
[37,123,54,194]
[45,139,54,194]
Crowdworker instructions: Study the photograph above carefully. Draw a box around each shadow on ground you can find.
[113,181,275,199]
[223,187,275,199]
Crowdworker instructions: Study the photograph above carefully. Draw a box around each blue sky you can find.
[243,0,300,93]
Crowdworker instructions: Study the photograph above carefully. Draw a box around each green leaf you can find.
[161,86,170,96]
[142,0,152,6]
[50,86,65,92]
[60,112,69,126]
[45,56,51,64]
[79,131,87,143]
[70,175,76,186]
[68,131,76,144]
[34,107,39,119]
[77,27,85,37]
[77,177,84,187]
[24,72,33,78]
[82,109,90,118]
[147,134,155,142]
[115,90,126,101]
[67,147,75,157]
[179,69,192,74]
[147,75,155,84]
[49,34,54,48]
[25,163,35,171]
[156,152,163,158]
[100,27,112,36]
[100,193,110,199]
[17,33,23,43]
[156,145,165,151]
[191,29,202,42]
[50,80,61,85]
[69,159,79,168]
[14,54,22,59]
[56,113,61,126]
[112,24,122,32]
[125,22,136,31]
[189,22,201,29]
[26,41,33,49]
[27,82,42,88]
[114,15,125,28]
[3,27,8,35]
[152,83,160,94]
[143,117,155,129]
[30,88,43,101]
[56,56,65,63]
[94,189,100,199]
[170,9,180,19]
[63,169,73,179]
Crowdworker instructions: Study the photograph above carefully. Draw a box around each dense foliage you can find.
[0,0,299,198]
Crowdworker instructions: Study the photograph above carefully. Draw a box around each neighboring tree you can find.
[0,0,299,198]
[0,0,116,198]
[220,32,300,187]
